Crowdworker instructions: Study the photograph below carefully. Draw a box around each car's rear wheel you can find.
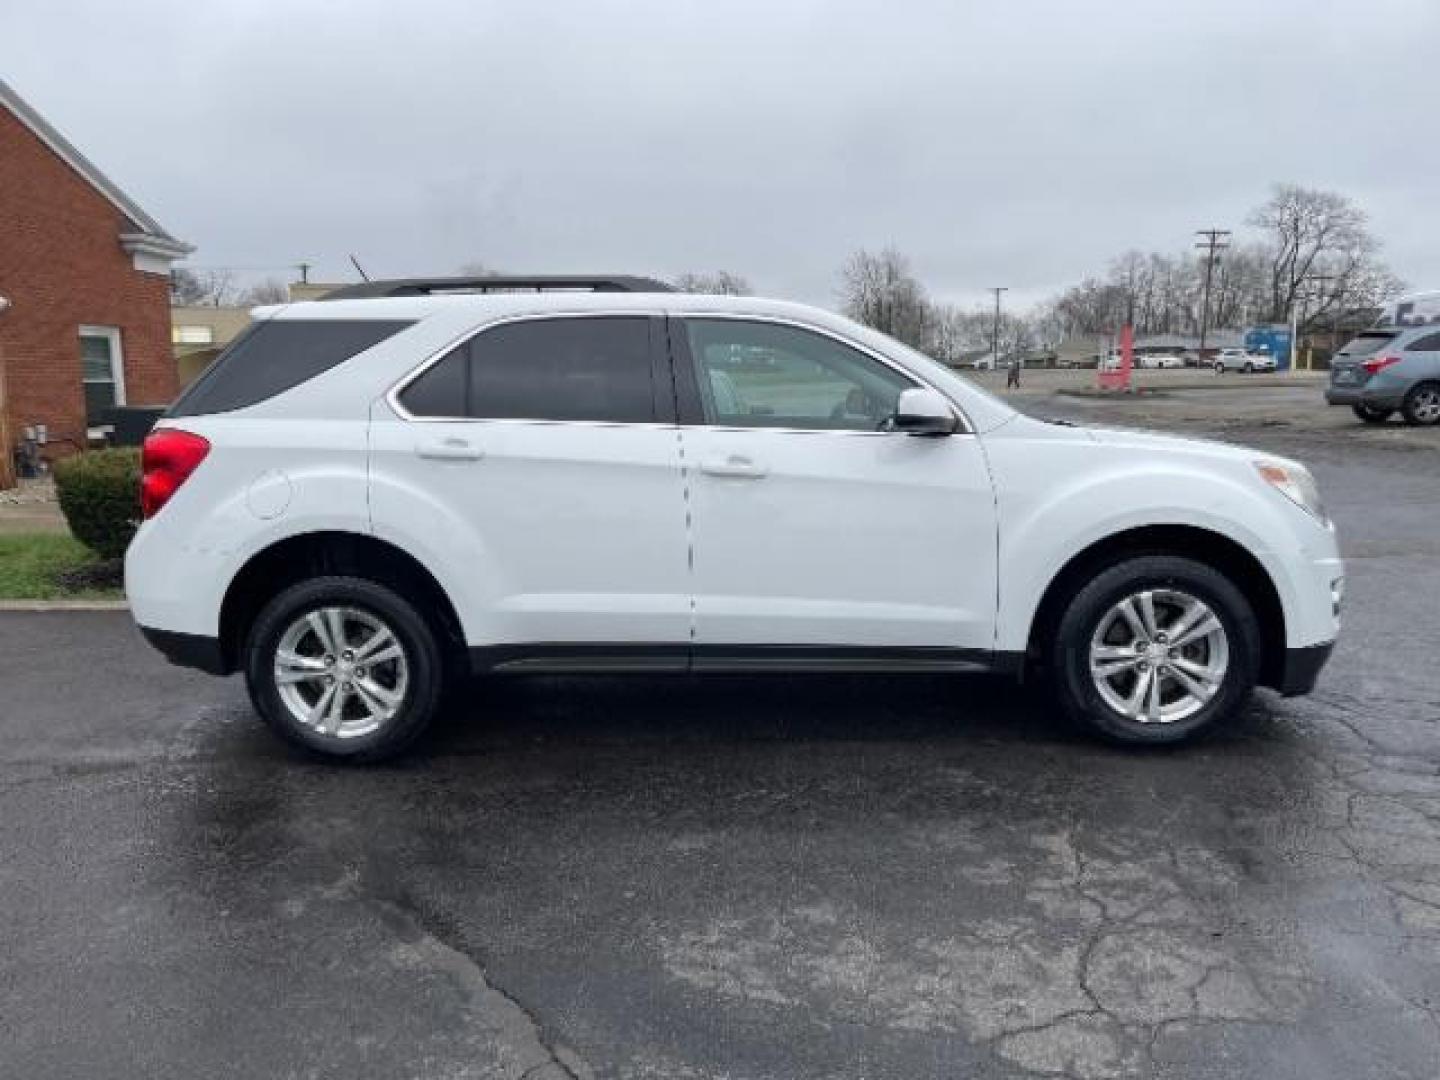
[244,576,445,762]
[1352,402,1394,424]
[1401,382,1440,426]
[1052,555,1260,745]
[1243,361,1254,374]
[1214,362,1225,374]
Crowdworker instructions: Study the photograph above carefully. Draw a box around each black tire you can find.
[1400,382,1440,426]
[1243,361,1254,374]
[1051,555,1261,745]
[1214,362,1225,375]
[1352,402,1394,424]
[244,575,446,762]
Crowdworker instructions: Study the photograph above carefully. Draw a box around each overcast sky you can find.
[6,0,1437,309]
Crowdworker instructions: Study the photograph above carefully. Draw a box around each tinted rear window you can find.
[1406,332,1440,353]
[168,319,413,417]
[1337,332,1396,359]
[399,316,658,423]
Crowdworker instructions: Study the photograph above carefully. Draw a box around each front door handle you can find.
[699,454,767,479]
[416,436,484,461]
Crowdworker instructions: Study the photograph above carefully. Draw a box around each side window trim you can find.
[665,314,970,435]
[389,312,674,426]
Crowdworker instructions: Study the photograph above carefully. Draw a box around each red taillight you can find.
[140,429,210,519]
[1362,355,1402,375]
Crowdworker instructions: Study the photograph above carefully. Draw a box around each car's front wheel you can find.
[244,576,446,762]
[1214,362,1225,374]
[1353,402,1394,424]
[1052,556,1260,745]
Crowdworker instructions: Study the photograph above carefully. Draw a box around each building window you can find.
[79,326,126,428]
[173,325,215,345]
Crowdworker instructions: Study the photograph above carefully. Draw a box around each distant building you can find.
[171,304,254,384]
[171,281,345,385]
[1054,330,1246,368]
[0,78,191,486]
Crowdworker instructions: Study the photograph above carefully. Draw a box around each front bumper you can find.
[1277,641,1334,696]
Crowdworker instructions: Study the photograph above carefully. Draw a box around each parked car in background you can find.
[126,276,1341,761]
[1136,353,1185,369]
[1214,348,1276,374]
[1325,324,1440,425]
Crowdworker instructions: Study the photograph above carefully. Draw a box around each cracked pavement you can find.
[1,387,1438,1078]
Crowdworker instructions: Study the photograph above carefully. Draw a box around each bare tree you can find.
[1248,184,1396,322]
[838,247,930,348]
[170,268,239,307]
[672,270,750,295]
[236,278,290,306]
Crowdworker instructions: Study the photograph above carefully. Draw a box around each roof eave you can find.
[0,76,191,255]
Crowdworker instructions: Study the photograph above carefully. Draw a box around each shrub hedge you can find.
[53,448,142,559]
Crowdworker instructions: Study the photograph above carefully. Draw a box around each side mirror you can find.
[892,387,960,436]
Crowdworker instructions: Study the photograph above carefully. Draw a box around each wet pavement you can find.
[2,390,1438,1079]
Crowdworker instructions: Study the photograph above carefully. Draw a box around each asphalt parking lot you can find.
[2,385,1438,1079]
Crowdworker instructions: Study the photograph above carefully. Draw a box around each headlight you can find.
[1255,461,1328,524]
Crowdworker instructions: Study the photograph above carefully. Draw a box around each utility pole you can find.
[1301,273,1336,372]
[295,262,311,285]
[1195,229,1231,359]
[989,286,1008,368]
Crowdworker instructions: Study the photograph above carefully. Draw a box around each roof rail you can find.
[319,275,675,300]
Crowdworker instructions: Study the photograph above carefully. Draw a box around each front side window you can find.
[79,326,124,427]
[683,319,915,431]
[399,316,656,423]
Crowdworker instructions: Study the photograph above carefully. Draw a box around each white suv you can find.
[126,276,1342,761]
[1214,348,1278,374]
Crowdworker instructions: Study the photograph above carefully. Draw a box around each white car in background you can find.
[125,275,1342,761]
[1214,348,1277,374]
[1136,354,1185,369]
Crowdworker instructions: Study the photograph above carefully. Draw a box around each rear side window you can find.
[398,316,658,423]
[1337,332,1396,359]
[168,319,413,417]
[1405,332,1440,352]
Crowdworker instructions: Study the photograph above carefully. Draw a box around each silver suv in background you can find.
[1326,325,1440,425]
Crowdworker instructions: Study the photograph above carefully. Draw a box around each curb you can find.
[0,599,129,612]
[1055,378,1319,399]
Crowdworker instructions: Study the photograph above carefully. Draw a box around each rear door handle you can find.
[699,454,767,479]
[416,436,484,461]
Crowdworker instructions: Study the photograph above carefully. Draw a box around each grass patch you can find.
[0,533,123,600]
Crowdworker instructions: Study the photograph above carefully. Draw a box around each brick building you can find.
[0,77,191,487]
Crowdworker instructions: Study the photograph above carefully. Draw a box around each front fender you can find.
[991,451,1309,653]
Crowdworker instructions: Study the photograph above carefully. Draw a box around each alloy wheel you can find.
[272,606,410,738]
[1410,387,1440,424]
[1088,588,1229,724]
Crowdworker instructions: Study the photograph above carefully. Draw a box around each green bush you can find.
[53,448,142,559]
